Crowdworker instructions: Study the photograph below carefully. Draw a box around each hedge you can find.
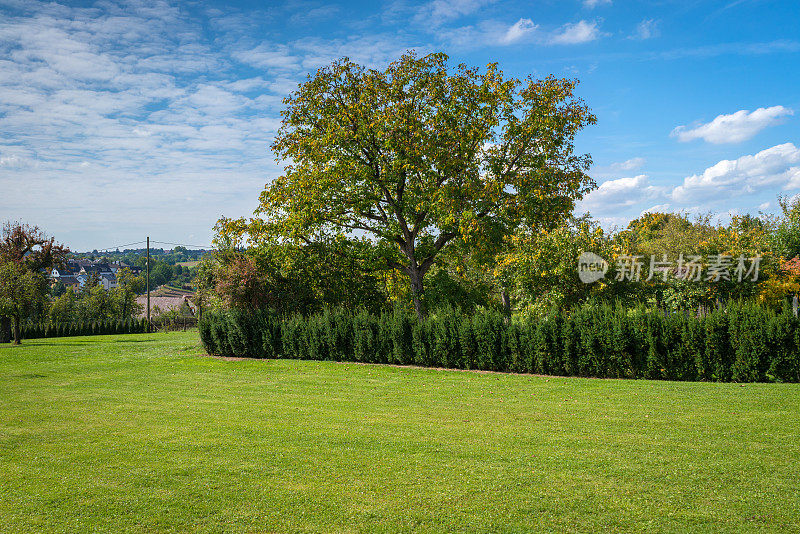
[198,303,800,383]
[21,318,150,339]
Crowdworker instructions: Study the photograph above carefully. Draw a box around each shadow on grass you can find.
[16,341,88,347]
[3,337,163,348]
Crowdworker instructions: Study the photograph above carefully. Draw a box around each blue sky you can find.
[0,0,798,251]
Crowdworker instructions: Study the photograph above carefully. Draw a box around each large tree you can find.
[0,262,48,344]
[0,222,68,343]
[241,52,596,318]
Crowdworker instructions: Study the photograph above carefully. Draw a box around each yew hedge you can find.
[199,303,800,382]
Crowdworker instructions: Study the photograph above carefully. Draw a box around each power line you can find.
[151,240,212,249]
[89,240,211,252]
[94,240,147,251]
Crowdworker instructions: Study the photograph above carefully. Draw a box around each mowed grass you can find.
[1,333,799,533]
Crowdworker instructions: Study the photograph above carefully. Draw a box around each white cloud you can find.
[442,19,603,49]
[0,0,286,250]
[438,21,511,49]
[289,5,340,25]
[640,203,671,215]
[223,77,271,92]
[0,154,35,168]
[414,0,496,27]
[231,44,300,70]
[499,18,537,45]
[591,157,646,180]
[0,0,433,250]
[671,143,800,203]
[578,174,664,212]
[630,19,659,40]
[291,34,427,70]
[583,0,611,8]
[671,106,793,144]
[548,20,602,45]
[609,157,646,172]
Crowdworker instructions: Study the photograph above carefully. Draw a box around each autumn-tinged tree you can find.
[206,219,388,314]
[498,216,618,315]
[239,51,595,318]
[0,221,68,271]
[0,261,48,344]
[0,222,68,343]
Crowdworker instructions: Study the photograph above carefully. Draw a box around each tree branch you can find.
[418,231,457,276]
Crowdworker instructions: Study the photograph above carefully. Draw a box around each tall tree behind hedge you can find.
[236,51,596,319]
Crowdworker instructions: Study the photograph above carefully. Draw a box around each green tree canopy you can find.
[230,51,596,318]
[769,195,800,260]
[0,261,48,344]
[0,222,68,343]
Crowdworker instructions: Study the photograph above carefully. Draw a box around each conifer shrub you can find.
[18,318,151,340]
[196,302,800,382]
[389,308,414,365]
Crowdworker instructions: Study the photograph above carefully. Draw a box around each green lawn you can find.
[1,333,799,533]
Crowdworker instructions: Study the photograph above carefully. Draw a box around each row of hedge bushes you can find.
[199,303,800,383]
[22,318,151,339]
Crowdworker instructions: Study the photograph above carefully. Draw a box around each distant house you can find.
[80,263,111,275]
[75,273,91,288]
[79,263,118,289]
[49,258,152,291]
[99,272,117,290]
[51,263,79,278]
[58,276,81,290]
[50,259,121,290]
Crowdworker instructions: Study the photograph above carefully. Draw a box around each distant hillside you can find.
[70,246,209,266]
[67,247,210,290]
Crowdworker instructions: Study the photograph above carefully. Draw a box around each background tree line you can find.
[66,248,201,289]
[75,245,206,267]
[193,52,800,321]
[47,267,144,324]
[198,196,800,320]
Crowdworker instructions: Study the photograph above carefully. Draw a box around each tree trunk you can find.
[408,267,427,321]
[0,316,10,343]
[12,315,21,345]
[501,289,511,317]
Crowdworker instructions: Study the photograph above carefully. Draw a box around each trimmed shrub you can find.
[20,319,150,340]
[196,303,800,383]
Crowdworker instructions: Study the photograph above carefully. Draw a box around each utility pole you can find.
[146,236,150,333]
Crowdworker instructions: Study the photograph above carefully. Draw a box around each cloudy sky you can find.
[1,0,798,251]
